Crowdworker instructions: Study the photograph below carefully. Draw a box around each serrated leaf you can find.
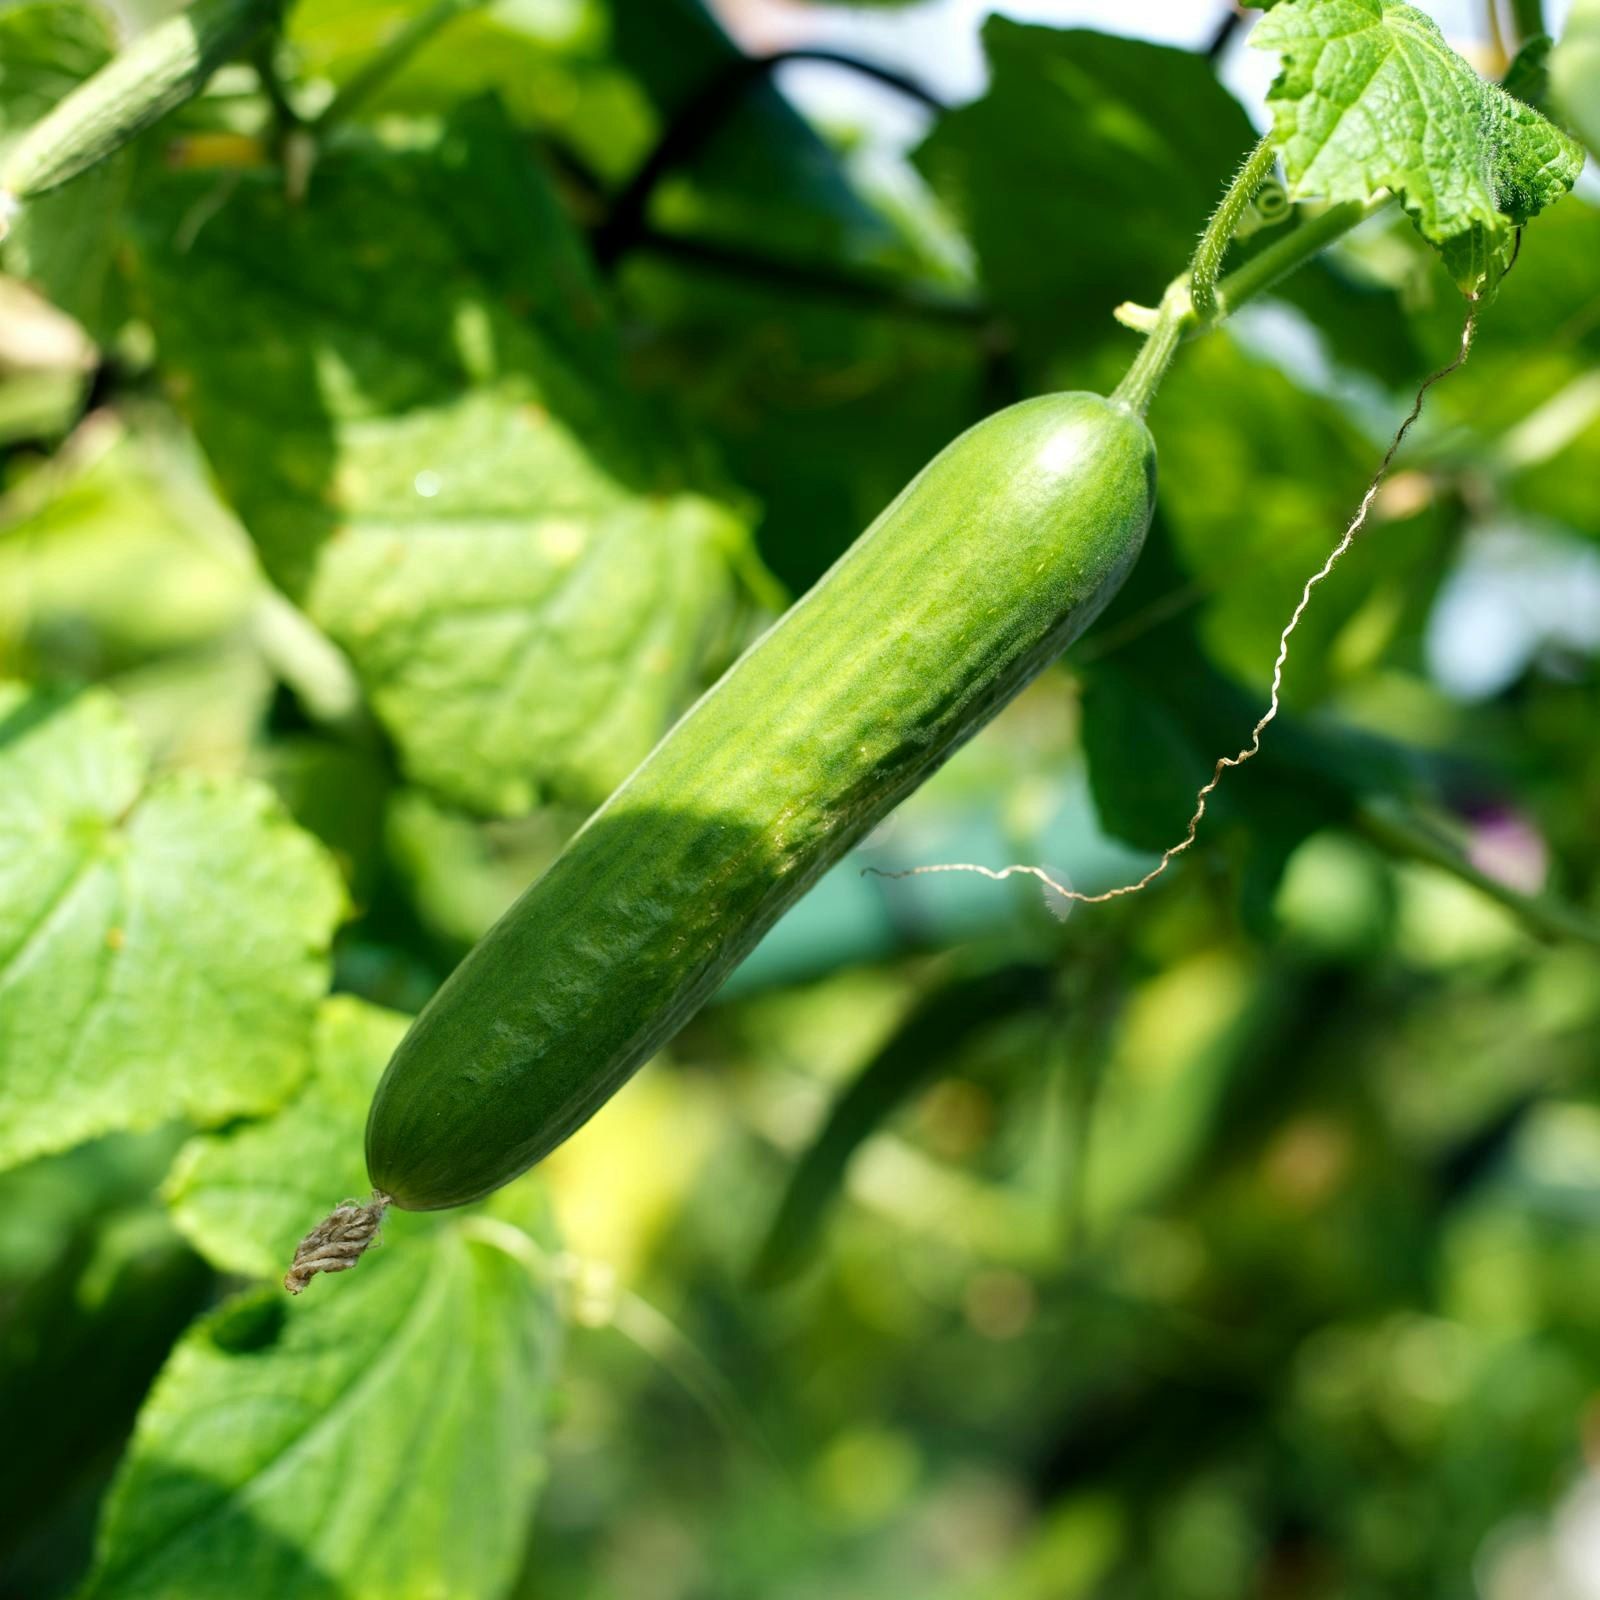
[79,1222,559,1600]
[124,103,755,816]
[165,996,409,1280]
[1253,0,1584,290]
[0,683,345,1171]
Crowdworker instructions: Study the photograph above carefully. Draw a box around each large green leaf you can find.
[165,996,409,1280]
[1253,0,1584,289]
[916,19,1257,374]
[620,252,985,592]
[79,1221,559,1600]
[125,103,755,815]
[911,17,1419,387]
[0,683,345,1171]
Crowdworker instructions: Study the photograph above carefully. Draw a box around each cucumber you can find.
[0,0,280,203]
[366,391,1156,1211]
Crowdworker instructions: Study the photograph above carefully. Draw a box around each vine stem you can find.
[1190,132,1278,324]
[1506,0,1546,46]
[1357,801,1600,950]
[1110,197,1390,411]
[1213,197,1386,319]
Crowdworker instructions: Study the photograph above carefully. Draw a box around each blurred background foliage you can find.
[1,0,1599,1597]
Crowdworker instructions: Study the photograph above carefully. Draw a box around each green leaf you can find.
[125,103,757,815]
[915,20,1259,372]
[622,252,985,592]
[79,1222,559,1600]
[1080,666,1211,856]
[911,18,1414,387]
[286,0,651,182]
[1252,0,1584,290]
[165,997,409,1280]
[0,683,345,1171]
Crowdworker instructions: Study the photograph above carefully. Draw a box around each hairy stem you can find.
[1189,132,1278,323]
[1112,196,1388,418]
[1212,197,1389,320]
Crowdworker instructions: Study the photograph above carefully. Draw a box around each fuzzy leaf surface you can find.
[1253,0,1584,288]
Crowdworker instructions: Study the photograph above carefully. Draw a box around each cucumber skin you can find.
[1,0,280,201]
[367,392,1156,1210]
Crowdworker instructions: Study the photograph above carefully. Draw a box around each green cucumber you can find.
[0,0,280,204]
[366,391,1156,1211]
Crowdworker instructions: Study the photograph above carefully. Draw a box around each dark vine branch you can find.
[629,226,990,326]
[1206,6,1248,61]
[595,48,943,268]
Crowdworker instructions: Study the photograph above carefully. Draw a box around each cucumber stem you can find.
[1189,132,1279,324]
[1111,195,1389,416]
[1110,284,1187,416]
